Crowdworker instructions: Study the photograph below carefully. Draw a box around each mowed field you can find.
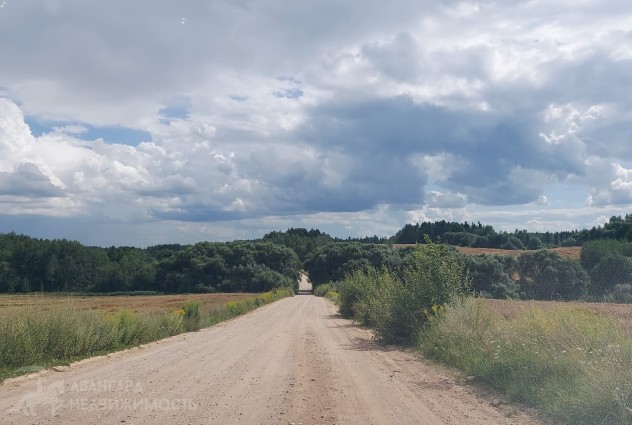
[392,244,582,260]
[0,293,256,316]
[455,246,582,260]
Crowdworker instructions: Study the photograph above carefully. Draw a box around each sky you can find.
[1,0,632,247]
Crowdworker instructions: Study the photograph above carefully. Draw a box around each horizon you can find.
[0,216,620,249]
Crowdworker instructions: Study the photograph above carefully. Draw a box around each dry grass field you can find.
[485,298,632,337]
[393,244,582,260]
[0,293,256,316]
[455,246,581,260]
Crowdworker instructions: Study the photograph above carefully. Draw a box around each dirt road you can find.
[0,292,540,424]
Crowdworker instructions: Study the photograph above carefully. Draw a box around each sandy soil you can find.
[298,273,313,294]
[0,289,541,424]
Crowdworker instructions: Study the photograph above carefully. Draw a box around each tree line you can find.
[0,233,300,293]
[303,240,632,303]
[3,214,632,301]
[389,215,632,249]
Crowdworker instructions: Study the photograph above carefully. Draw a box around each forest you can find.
[1,215,632,302]
[390,214,632,248]
[0,234,300,294]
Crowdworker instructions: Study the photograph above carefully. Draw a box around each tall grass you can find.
[0,288,294,382]
[182,300,202,331]
[0,307,183,376]
[420,298,632,424]
[313,283,333,297]
[313,283,341,304]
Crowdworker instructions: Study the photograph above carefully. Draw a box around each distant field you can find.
[0,293,255,315]
[392,244,582,260]
[485,298,632,337]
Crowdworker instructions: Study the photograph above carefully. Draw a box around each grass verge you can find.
[419,298,632,425]
[0,287,294,382]
[313,283,341,304]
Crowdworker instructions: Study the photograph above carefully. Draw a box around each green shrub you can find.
[304,242,403,285]
[382,242,467,342]
[420,298,632,424]
[338,267,381,319]
[314,283,341,304]
[459,254,520,299]
[337,241,468,343]
[604,284,632,304]
[325,290,340,304]
[314,283,333,297]
[517,250,589,300]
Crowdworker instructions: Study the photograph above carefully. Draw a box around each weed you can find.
[182,301,202,331]
[420,298,632,424]
[0,288,294,382]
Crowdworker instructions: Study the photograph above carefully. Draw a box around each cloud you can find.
[426,191,467,208]
[361,32,421,83]
[0,163,63,197]
[587,163,632,206]
[300,96,585,205]
[1,1,632,245]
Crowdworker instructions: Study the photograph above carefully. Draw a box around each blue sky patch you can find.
[273,88,304,99]
[159,105,190,120]
[80,126,152,146]
[24,116,151,146]
[276,76,302,84]
[230,95,249,102]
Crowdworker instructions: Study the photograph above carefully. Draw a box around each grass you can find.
[313,283,341,304]
[325,290,340,304]
[313,283,333,297]
[0,288,294,382]
[0,292,257,314]
[485,298,632,338]
[419,298,632,425]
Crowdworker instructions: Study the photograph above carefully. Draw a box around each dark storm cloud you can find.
[299,96,586,205]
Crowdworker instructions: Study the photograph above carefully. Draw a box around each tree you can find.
[518,251,589,300]
[304,243,403,285]
[460,254,520,299]
[589,254,632,296]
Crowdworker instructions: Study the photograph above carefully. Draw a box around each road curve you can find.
[1,295,540,424]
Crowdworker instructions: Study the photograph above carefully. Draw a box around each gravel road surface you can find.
[1,283,540,424]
